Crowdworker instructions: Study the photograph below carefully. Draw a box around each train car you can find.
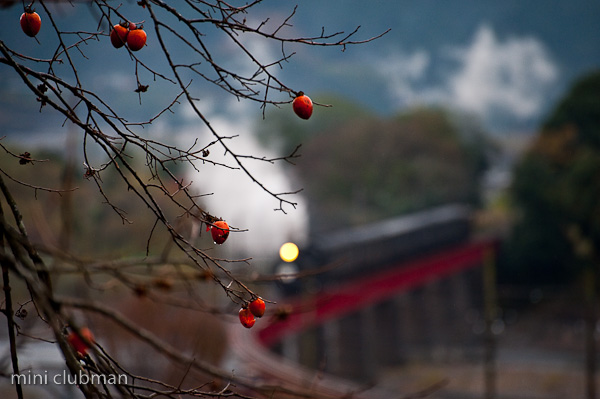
[295,203,473,287]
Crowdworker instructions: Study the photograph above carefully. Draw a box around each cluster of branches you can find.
[0,0,387,398]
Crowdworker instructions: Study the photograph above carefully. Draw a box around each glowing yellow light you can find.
[279,242,299,263]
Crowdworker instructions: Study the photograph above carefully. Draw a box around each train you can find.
[292,203,473,289]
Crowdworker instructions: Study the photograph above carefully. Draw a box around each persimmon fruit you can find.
[67,327,95,358]
[110,24,129,48]
[211,220,229,245]
[239,308,256,328]
[127,28,147,51]
[292,93,313,120]
[20,9,41,37]
[249,298,266,318]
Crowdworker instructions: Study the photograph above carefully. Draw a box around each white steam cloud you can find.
[448,25,558,119]
[378,24,558,129]
[171,96,309,267]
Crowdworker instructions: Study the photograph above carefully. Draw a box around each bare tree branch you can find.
[0,2,390,398]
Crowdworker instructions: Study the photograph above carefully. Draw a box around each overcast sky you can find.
[375,23,558,128]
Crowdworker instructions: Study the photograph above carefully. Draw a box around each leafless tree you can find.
[0,1,388,398]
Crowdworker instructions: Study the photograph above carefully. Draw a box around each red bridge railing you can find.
[258,238,499,347]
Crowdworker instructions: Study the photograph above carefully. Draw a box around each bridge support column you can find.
[394,291,418,361]
[322,319,341,375]
[359,306,378,381]
[372,300,401,366]
[449,272,472,351]
[334,312,369,380]
[424,279,445,360]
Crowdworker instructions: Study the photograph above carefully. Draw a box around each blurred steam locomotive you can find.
[287,203,472,291]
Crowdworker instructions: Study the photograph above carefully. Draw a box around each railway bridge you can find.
[228,204,499,397]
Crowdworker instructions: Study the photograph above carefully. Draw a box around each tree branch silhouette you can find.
[0,1,389,398]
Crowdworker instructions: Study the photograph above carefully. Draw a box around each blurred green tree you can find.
[506,69,600,284]
[261,102,489,232]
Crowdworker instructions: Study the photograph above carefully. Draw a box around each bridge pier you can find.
[322,319,341,375]
[336,312,365,380]
[395,292,417,362]
[360,306,379,381]
[370,300,400,366]
[264,240,497,384]
[282,268,485,380]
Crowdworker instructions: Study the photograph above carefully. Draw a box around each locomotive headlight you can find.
[279,242,299,263]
